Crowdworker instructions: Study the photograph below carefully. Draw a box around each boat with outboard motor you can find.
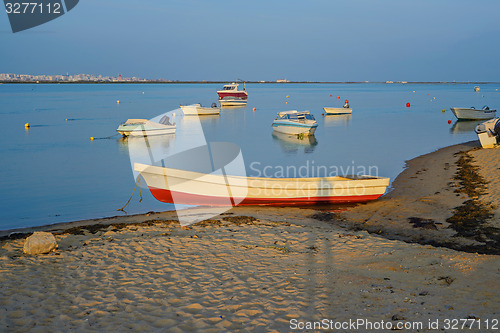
[180,103,220,115]
[450,106,496,120]
[116,116,176,137]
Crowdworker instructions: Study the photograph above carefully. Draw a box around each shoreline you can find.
[2,140,499,254]
[2,81,500,84]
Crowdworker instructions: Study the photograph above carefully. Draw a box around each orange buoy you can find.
[345,100,349,104]
[448,120,451,124]
[406,102,410,107]
[330,94,332,97]
[252,107,256,112]
[337,96,340,99]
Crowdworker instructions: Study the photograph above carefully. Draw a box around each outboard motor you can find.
[211,102,217,108]
[159,115,171,125]
[493,118,500,137]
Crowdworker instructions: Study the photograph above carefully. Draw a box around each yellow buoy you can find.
[90,137,95,141]
[442,108,445,113]
[24,123,30,128]
[286,95,290,98]
[116,100,120,104]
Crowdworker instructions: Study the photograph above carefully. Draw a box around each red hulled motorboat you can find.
[217,82,248,106]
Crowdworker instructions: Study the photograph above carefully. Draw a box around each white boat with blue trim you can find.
[272,110,318,136]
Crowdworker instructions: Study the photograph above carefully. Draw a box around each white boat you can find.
[450,106,496,120]
[475,118,500,148]
[272,110,318,136]
[323,107,352,115]
[180,103,220,116]
[134,163,390,206]
[117,117,176,137]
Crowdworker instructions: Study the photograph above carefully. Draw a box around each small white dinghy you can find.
[324,100,352,115]
[475,118,500,148]
[323,107,352,115]
[450,106,496,120]
[180,103,220,116]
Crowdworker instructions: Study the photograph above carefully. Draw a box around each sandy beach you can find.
[1,141,500,332]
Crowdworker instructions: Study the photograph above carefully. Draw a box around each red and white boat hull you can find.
[134,163,390,206]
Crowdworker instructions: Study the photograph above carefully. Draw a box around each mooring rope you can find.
[117,176,143,212]
[91,133,121,140]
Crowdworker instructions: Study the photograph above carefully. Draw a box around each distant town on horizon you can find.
[0,73,497,84]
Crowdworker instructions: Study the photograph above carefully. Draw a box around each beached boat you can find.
[217,83,248,106]
[450,106,496,120]
[323,107,352,115]
[117,117,176,137]
[272,110,318,135]
[180,103,220,115]
[475,118,500,148]
[134,163,390,206]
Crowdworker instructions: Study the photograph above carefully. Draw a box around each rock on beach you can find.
[23,231,58,255]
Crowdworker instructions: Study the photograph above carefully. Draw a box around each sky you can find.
[1,0,500,82]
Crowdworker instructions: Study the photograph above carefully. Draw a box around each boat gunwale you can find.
[134,163,389,185]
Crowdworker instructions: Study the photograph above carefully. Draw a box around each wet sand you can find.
[1,141,499,332]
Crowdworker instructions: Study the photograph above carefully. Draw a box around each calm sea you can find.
[1,83,499,230]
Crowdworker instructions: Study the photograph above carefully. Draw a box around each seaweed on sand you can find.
[446,151,500,253]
